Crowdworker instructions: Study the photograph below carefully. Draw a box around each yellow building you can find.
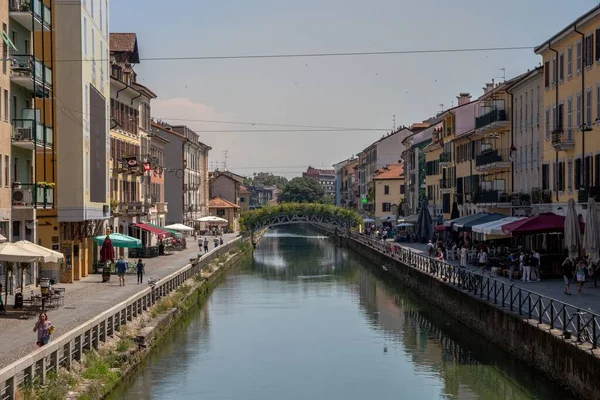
[208,197,240,232]
[372,163,404,223]
[424,125,442,218]
[534,4,600,216]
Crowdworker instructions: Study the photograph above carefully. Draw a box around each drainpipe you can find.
[116,83,127,99]
[130,92,142,106]
[574,25,585,194]
[549,43,559,202]
[508,89,514,196]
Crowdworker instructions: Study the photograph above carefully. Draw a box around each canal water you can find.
[109,226,576,400]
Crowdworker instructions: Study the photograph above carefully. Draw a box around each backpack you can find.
[523,254,531,266]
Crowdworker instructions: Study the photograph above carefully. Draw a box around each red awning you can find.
[133,222,171,239]
[435,225,449,231]
[501,213,584,236]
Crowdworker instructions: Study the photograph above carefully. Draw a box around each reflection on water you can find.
[109,226,576,400]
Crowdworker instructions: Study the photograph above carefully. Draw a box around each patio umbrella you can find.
[13,240,64,264]
[98,235,115,264]
[450,202,460,220]
[564,199,582,261]
[164,223,195,232]
[197,216,228,224]
[502,213,584,236]
[362,218,375,223]
[0,243,43,306]
[583,198,600,265]
[94,233,142,249]
[416,200,433,242]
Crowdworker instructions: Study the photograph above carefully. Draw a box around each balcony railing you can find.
[12,182,54,208]
[475,189,510,204]
[9,0,51,30]
[531,188,552,204]
[551,130,575,148]
[475,148,510,168]
[578,186,600,203]
[439,152,452,164]
[439,179,453,189]
[10,54,52,88]
[475,109,507,129]
[12,118,53,147]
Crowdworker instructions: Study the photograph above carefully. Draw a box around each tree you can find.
[244,172,288,190]
[279,177,325,203]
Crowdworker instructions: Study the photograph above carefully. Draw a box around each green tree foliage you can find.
[278,177,325,203]
[240,202,362,232]
[244,172,288,190]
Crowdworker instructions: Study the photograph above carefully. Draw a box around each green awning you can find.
[1,31,17,52]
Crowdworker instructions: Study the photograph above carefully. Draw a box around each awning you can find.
[1,31,17,51]
[436,225,449,231]
[145,223,183,238]
[502,213,585,236]
[471,217,525,239]
[398,214,419,224]
[455,213,505,232]
[133,222,171,239]
[445,213,489,229]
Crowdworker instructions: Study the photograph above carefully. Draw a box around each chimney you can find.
[457,93,471,106]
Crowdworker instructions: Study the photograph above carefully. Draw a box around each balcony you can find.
[156,202,168,214]
[474,189,511,206]
[10,55,52,92]
[578,186,600,203]
[475,109,508,131]
[12,182,54,209]
[439,152,452,167]
[475,148,511,172]
[12,117,53,149]
[531,188,552,204]
[551,129,575,151]
[9,0,51,31]
[439,179,453,194]
[115,202,147,216]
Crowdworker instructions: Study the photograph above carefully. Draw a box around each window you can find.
[577,93,582,127]
[384,185,389,195]
[85,151,89,190]
[99,0,103,32]
[577,40,582,72]
[557,103,564,131]
[552,56,557,84]
[586,34,595,67]
[597,86,600,123]
[91,28,95,55]
[544,61,550,88]
[596,154,600,187]
[568,159,573,190]
[382,202,391,212]
[91,0,94,18]
[519,95,523,133]
[542,164,549,190]
[4,155,8,187]
[575,158,581,189]
[400,185,405,194]
[558,161,565,192]
[568,97,573,131]
[568,46,573,77]
[105,0,108,34]
[586,89,592,125]
[545,108,550,138]
[83,17,87,56]
[525,92,528,130]
[537,86,540,126]
[559,53,565,81]
[3,90,7,122]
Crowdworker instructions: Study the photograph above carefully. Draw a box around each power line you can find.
[18,45,536,63]
[154,117,388,131]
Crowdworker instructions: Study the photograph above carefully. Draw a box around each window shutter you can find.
[544,61,549,87]
[596,29,600,61]
[590,34,595,66]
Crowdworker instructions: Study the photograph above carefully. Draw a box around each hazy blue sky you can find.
[110,0,598,178]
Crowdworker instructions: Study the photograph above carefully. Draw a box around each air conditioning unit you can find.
[14,127,32,140]
[12,189,31,205]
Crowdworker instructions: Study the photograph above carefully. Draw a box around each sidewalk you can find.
[0,233,239,368]
[399,241,600,312]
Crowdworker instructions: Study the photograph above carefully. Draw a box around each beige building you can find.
[239,185,250,212]
[373,163,404,222]
[210,171,244,206]
[208,197,240,232]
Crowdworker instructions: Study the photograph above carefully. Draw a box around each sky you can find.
[110,0,599,179]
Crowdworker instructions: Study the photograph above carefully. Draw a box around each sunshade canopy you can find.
[0,242,43,263]
[93,233,142,248]
[164,223,195,231]
[133,222,171,239]
[471,217,525,236]
[502,213,584,236]
[399,214,419,224]
[455,213,505,232]
[584,198,600,264]
[13,240,64,263]
[444,213,488,227]
[197,216,228,224]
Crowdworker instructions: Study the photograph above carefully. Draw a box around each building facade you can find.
[372,163,404,222]
[402,127,432,216]
[210,171,243,206]
[148,133,168,225]
[302,166,335,197]
[55,0,111,282]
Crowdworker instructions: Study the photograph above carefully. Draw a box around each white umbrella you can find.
[13,240,64,264]
[584,198,600,264]
[564,198,581,261]
[164,223,195,232]
[197,216,228,224]
[0,242,43,263]
[363,218,375,223]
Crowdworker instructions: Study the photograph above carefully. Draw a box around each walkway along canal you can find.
[108,226,575,400]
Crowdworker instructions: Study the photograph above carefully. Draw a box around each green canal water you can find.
[109,226,577,400]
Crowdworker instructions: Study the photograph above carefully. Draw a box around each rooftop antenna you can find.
[496,68,506,82]
[222,150,229,170]
[393,114,396,131]
[439,104,444,113]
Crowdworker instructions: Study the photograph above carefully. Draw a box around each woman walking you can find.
[136,259,145,284]
[576,258,587,295]
[33,312,53,347]
[562,257,574,295]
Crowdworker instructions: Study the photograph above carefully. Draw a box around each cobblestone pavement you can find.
[399,241,600,312]
[0,233,240,368]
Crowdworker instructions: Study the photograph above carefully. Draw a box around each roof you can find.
[213,170,245,184]
[240,185,250,194]
[534,5,600,53]
[209,197,240,209]
[506,66,543,92]
[110,33,140,63]
[373,163,404,180]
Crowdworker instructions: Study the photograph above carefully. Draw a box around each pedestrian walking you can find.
[459,245,468,268]
[198,238,202,252]
[576,258,587,295]
[136,258,145,284]
[508,251,518,282]
[478,248,488,275]
[213,237,219,249]
[562,257,574,295]
[219,235,224,245]
[203,237,209,253]
[116,256,127,286]
[33,312,53,347]
[522,251,532,282]
[532,249,541,281]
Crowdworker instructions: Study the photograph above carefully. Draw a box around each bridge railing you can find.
[326,228,600,349]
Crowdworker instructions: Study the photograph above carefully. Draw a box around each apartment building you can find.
[302,166,335,197]
[372,163,404,222]
[402,125,432,216]
[151,121,211,226]
[148,133,168,226]
[333,157,357,207]
[535,4,600,216]
[54,0,110,282]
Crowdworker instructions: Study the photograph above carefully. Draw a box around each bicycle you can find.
[577,309,596,344]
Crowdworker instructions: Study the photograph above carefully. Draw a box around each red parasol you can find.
[100,235,115,263]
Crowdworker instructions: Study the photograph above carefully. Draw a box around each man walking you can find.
[136,259,145,285]
[203,237,209,253]
[116,256,127,286]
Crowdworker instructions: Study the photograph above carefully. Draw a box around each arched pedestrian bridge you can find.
[240,203,362,232]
